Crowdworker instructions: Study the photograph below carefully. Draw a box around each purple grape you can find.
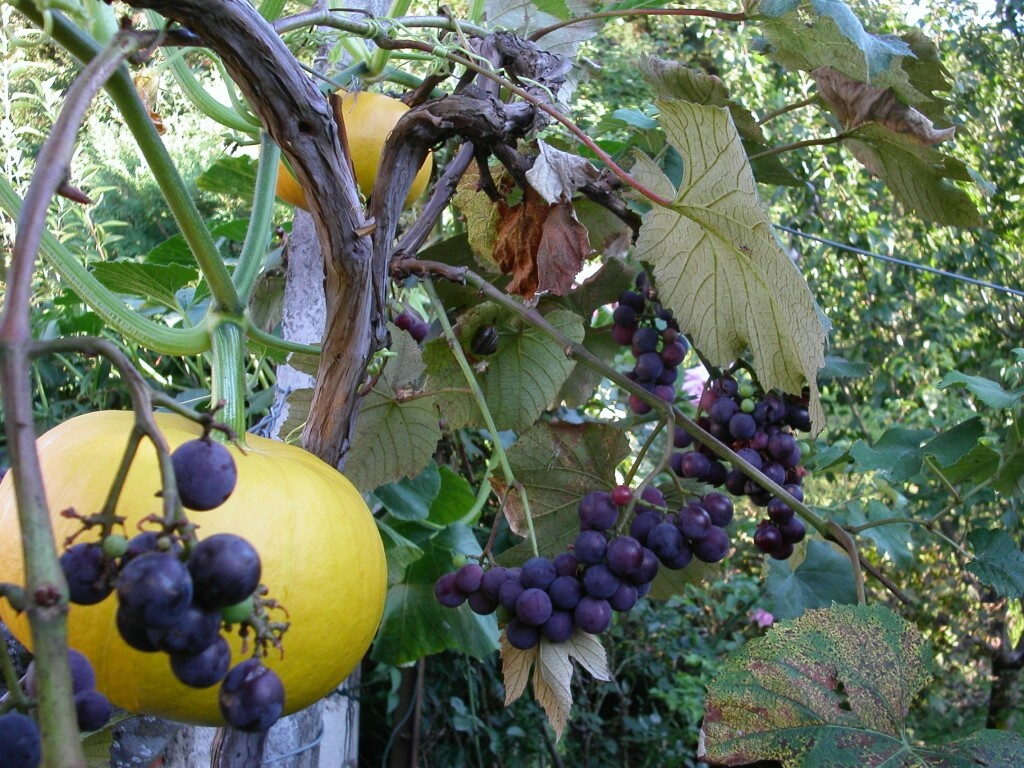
[628,394,653,415]
[706,461,728,487]
[660,542,693,569]
[467,590,499,615]
[435,572,467,608]
[122,531,181,566]
[506,618,540,650]
[640,486,666,508]
[692,526,730,563]
[629,510,663,545]
[661,340,688,367]
[454,563,484,593]
[787,405,812,432]
[679,451,711,480]
[646,523,683,562]
[608,582,638,612]
[188,534,261,608]
[673,426,694,449]
[520,557,557,590]
[541,611,575,643]
[749,429,770,451]
[74,689,113,732]
[116,552,192,629]
[618,290,645,311]
[734,447,763,471]
[218,659,285,732]
[612,304,638,328]
[172,438,237,511]
[553,553,579,577]
[147,602,221,655]
[767,497,796,524]
[573,530,608,565]
[654,384,676,402]
[629,548,660,585]
[516,588,553,626]
[784,483,805,502]
[407,321,429,342]
[754,522,783,554]
[582,564,620,599]
[61,543,112,606]
[631,327,660,355]
[117,606,160,652]
[657,366,679,386]
[574,597,612,634]
[708,398,739,426]
[729,413,757,440]
[549,575,584,610]
[762,462,787,486]
[781,443,803,469]
[498,577,525,612]
[171,635,232,688]
[0,712,41,768]
[677,503,712,541]
[702,493,734,527]
[605,536,644,577]
[23,649,96,697]
[771,541,796,560]
[634,352,664,382]
[724,469,747,495]
[715,377,739,397]
[611,324,636,346]
[768,432,797,461]
[578,491,619,532]
[480,567,512,600]
[778,517,807,544]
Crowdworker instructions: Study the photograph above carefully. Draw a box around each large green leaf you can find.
[633,100,826,433]
[765,539,858,620]
[939,371,1024,410]
[373,462,442,522]
[197,154,258,201]
[702,603,1024,766]
[423,303,585,432]
[90,262,196,311]
[848,426,932,480]
[967,529,1024,599]
[345,326,442,491]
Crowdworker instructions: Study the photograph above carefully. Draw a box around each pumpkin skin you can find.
[0,410,387,726]
[275,89,432,209]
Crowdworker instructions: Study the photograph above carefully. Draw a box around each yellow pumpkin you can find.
[0,410,387,726]
[276,89,432,209]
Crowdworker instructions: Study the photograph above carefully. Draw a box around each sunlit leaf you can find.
[765,539,858,620]
[967,529,1024,599]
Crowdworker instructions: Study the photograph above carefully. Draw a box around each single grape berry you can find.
[692,526,730,563]
[505,618,540,650]
[434,572,466,608]
[116,606,160,652]
[116,551,193,629]
[520,557,557,591]
[454,563,484,593]
[0,711,41,768]
[218,659,285,732]
[188,534,261,608]
[467,590,499,616]
[608,582,638,612]
[172,438,237,511]
[24,649,96,696]
[498,576,525,613]
[515,588,553,626]
[573,530,608,565]
[702,493,734,528]
[541,611,575,643]
[647,523,683,562]
[677,503,712,541]
[480,567,512,600]
[753,522,783,554]
[610,485,633,507]
[74,689,113,732]
[577,491,619,532]
[548,576,584,611]
[147,602,221,655]
[574,597,612,634]
[582,564,620,600]
[605,536,644,577]
[60,543,112,606]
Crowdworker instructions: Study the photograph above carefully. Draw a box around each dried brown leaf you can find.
[501,632,537,706]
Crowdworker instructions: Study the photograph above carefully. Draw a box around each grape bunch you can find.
[628,487,734,569]
[609,280,690,415]
[669,374,811,559]
[23,649,112,733]
[57,437,285,732]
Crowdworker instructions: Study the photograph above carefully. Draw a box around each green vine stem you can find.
[232,133,280,304]
[0,29,150,768]
[0,638,29,709]
[423,278,540,557]
[757,95,818,126]
[746,132,849,163]
[527,7,749,43]
[245,324,322,356]
[0,584,27,614]
[209,319,250,440]
[367,0,415,78]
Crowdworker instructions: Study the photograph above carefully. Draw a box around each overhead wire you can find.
[774,224,1024,300]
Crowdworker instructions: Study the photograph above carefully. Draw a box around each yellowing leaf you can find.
[500,632,536,705]
[633,100,826,433]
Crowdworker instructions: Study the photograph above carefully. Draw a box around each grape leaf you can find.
[701,603,1024,766]
[848,426,932,480]
[967,529,1024,599]
[939,371,1024,410]
[91,262,196,311]
[940,443,1001,487]
[345,326,442,491]
[632,100,826,434]
[196,154,258,201]
[486,0,602,58]
[373,462,442,522]
[376,518,425,584]
[819,355,870,380]
[765,539,858,620]
[502,630,611,740]
[837,500,913,569]
[423,303,585,433]
[495,421,630,537]
[427,465,480,526]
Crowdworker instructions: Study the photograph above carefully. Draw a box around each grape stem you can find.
[0,639,30,709]
[422,278,540,557]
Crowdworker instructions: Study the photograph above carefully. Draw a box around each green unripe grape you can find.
[102,534,129,558]
[740,398,756,413]
[739,382,756,399]
[451,553,470,568]
[220,596,255,624]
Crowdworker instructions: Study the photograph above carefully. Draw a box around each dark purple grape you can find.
[734,447,763,471]
[781,443,803,469]
[787,405,812,432]
[578,491,619,532]
[661,340,688,367]
[548,575,584,610]
[393,310,416,331]
[516,588,553,626]
[762,462,787,486]
[646,523,683,562]
[605,536,644,577]
[784,484,805,502]
[767,497,795,524]
[706,460,728,487]
[505,618,540,650]
[708,398,739,426]
[748,428,770,451]
[608,582,638,612]
[660,542,693,569]
[0,711,41,768]
[633,352,664,382]
[771,541,795,560]
[573,530,608,565]
[188,534,261,608]
[715,377,739,397]
[454,563,484,593]
[778,517,807,544]
[218,659,285,732]
[116,552,192,629]
[729,412,757,440]
[754,522,783,554]
[610,485,634,507]
[724,469,747,495]
[629,548,660,584]
[631,327,660,355]
[122,531,181,566]
[407,321,429,343]
[673,426,693,449]
[628,393,652,415]
[520,557,557,591]
[767,432,797,461]
[23,649,96,697]
[435,572,467,608]
[147,602,221,655]
[639,486,666,508]
[654,384,676,402]
[467,590,499,615]
[611,324,636,346]
[552,553,579,578]
[582,564,619,600]
[574,597,612,634]
[117,606,160,652]
[679,451,711,480]
[612,304,638,328]
[74,689,113,732]
[61,543,112,606]
[618,290,645,311]
[629,510,663,545]
[748,486,773,507]
[172,438,237,511]
[702,493,734,527]
[498,577,525,612]
[657,366,679,386]
[692,526,730,563]
[480,567,512,600]
[171,635,231,688]
[541,611,575,643]
[677,503,712,541]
